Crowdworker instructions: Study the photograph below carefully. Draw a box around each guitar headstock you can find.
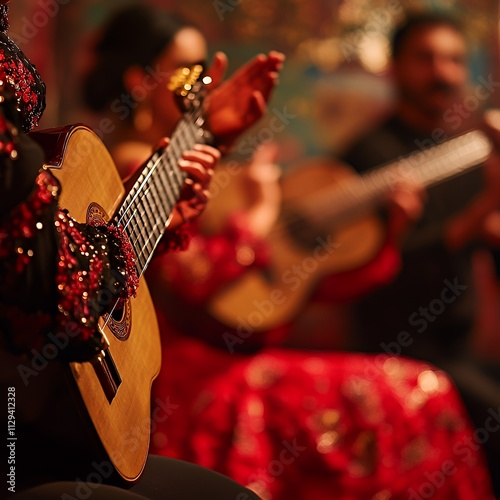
[168,64,212,112]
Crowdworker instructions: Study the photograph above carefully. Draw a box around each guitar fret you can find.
[115,78,211,277]
[135,180,167,273]
[50,73,212,483]
[189,119,204,144]
[153,171,172,227]
[130,200,149,270]
[178,121,196,154]
[181,122,197,149]
[160,155,184,210]
[116,209,141,268]
[139,185,159,240]
[136,229,159,275]
[119,188,148,270]
[129,179,155,269]
[167,149,187,197]
[299,130,491,228]
[148,172,171,227]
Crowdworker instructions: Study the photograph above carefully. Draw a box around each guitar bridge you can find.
[91,347,122,403]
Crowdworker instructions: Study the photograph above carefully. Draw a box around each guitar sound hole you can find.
[111,302,125,321]
[283,209,333,252]
[103,299,132,341]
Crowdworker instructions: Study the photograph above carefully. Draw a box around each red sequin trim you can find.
[104,223,139,298]
[0,51,41,130]
[0,170,59,272]
[55,217,140,342]
[157,223,192,253]
[54,210,104,341]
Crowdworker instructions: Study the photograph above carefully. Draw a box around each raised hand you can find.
[205,51,285,151]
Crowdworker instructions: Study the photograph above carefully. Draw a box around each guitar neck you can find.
[307,130,492,225]
[366,129,491,192]
[115,110,210,276]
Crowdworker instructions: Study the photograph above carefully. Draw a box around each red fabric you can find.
[149,223,495,499]
[152,316,494,499]
[150,213,270,304]
[311,242,400,303]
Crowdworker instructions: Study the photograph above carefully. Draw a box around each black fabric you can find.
[10,456,260,500]
[341,115,483,361]
[0,92,46,214]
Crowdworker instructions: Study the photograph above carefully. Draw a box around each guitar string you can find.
[101,131,490,330]
[97,123,491,334]
[100,78,206,330]
[118,89,205,227]
[131,181,159,269]
[117,105,489,276]
[133,121,203,273]
[122,157,177,272]
[265,130,491,241]
[120,106,207,274]
[117,114,194,228]
[126,125,489,259]
[308,130,489,221]
[141,126,488,254]
[128,146,191,273]
[100,112,201,329]
[135,108,211,274]
[98,155,180,328]
[119,122,192,231]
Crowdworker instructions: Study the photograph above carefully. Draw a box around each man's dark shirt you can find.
[341,115,484,362]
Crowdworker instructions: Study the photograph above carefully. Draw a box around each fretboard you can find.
[304,130,492,226]
[115,110,210,276]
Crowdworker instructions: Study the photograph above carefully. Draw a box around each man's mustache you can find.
[426,81,458,95]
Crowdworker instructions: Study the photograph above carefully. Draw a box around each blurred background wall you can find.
[6,0,500,168]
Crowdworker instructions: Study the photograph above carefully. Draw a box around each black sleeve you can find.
[0,90,46,214]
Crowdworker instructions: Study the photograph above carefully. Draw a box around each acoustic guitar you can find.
[29,65,211,484]
[208,129,492,332]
